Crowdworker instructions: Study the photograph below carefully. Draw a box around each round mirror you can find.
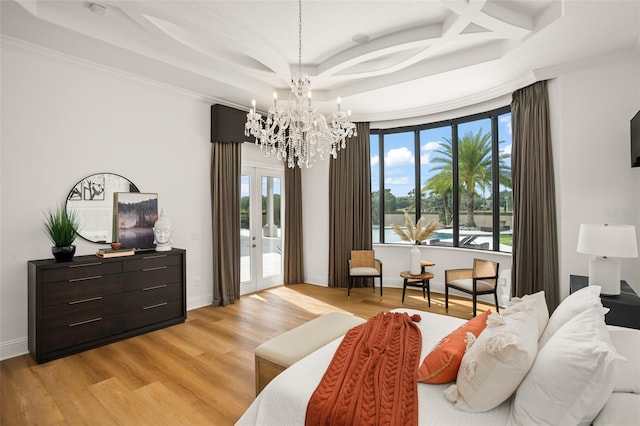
[66,173,139,243]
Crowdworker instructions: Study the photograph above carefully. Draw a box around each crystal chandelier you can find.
[244,0,357,168]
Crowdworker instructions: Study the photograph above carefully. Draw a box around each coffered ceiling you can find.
[1,0,639,122]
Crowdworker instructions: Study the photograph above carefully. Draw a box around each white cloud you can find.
[385,177,410,185]
[502,144,512,155]
[500,115,512,136]
[421,141,440,152]
[385,147,414,166]
[371,155,379,166]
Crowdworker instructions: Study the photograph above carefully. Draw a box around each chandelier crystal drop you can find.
[244,0,356,169]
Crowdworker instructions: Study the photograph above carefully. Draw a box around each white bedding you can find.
[236,309,512,425]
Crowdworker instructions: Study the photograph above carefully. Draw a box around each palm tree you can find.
[425,129,511,228]
[424,171,452,225]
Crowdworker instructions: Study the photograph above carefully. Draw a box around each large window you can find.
[371,106,512,252]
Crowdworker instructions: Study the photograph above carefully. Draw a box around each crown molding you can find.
[0,35,247,111]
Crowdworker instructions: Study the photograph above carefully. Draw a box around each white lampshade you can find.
[577,224,638,258]
[576,224,638,296]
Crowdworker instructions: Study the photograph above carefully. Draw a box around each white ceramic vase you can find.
[410,244,421,275]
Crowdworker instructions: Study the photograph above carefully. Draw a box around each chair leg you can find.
[494,291,500,313]
[402,279,407,303]
[348,277,352,298]
[472,294,477,317]
[371,277,375,293]
[445,285,449,311]
[379,276,383,297]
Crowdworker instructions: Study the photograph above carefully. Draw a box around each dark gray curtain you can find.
[511,80,560,312]
[284,165,304,284]
[328,122,372,288]
[211,142,241,306]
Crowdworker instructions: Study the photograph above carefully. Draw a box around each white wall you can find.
[550,53,640,296]
[0,42,215,359]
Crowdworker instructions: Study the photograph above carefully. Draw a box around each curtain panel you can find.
[284,165,304,284]
[211,142,241,306]
[511,80,560,312]
[328,122,372,288]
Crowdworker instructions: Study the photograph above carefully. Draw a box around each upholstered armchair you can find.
[347,250,383,298]
[445,258,499,317]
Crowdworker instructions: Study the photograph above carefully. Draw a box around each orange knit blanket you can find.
[305,312,422,426]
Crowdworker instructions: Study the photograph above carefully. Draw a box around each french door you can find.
[240,166,284,295]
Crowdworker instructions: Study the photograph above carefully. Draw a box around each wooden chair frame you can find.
[445,258,499,317]
[347,250,383,297]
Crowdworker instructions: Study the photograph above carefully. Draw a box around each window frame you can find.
[371,105,511,252]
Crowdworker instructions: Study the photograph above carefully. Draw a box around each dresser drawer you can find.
[123,282,182,311]
[42,293,123,328]
[123,299,184,331]
[123,253,182,272]
[41,274,123,307]
[40,315,123,353]
[124,265,183,290]
[42,261,122,283]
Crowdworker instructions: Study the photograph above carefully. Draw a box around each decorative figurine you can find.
[153,208,173,251]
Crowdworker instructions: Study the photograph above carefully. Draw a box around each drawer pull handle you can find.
[69,262,102,268]
[69,296,102,305]
[143,284,167,291]
[143,254,167,260]
[69,275,102,283]
[143,302,167,310]
[142,266,167,272]
[69,317,102,327]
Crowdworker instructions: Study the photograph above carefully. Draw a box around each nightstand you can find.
[569,275,640,329]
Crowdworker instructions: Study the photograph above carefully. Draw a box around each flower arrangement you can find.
[391,211,441,245]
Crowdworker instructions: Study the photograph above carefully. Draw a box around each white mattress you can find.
[236,309,512,425]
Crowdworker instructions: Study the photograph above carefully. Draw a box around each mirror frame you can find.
[65,173,140,243]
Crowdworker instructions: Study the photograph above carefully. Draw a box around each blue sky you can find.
[371,113,512,198]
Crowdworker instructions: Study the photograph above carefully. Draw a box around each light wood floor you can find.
[1,284,492,426]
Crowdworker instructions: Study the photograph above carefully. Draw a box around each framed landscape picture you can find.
[113,192,158,249]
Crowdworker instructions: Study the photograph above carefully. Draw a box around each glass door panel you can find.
[240,166,283,295]
[261,175,282,283]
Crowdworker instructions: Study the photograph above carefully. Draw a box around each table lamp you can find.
[576,224,638,295]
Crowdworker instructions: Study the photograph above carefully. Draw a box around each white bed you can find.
[236,309,512,425]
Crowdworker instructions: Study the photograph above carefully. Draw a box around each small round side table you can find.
[400,270,434,306]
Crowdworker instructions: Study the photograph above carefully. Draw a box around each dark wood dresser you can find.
[28,248,186,363]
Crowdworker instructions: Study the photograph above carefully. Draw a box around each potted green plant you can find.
[44,203,80,262]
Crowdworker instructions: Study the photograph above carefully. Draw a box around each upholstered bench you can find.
[254,312,366,394]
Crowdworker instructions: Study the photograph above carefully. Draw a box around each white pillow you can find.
[445,309,538,412]
[504,291,548,338]
[592,393,640,426]
[509,306,625,426]
[539,285,602,347]
[607,325,640,393]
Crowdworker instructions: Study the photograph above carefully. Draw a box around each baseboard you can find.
[187,294,213,311]
[0,336,28,361]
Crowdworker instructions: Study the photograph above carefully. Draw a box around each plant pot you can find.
[410,244,421,275]
[52,245,76,262]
